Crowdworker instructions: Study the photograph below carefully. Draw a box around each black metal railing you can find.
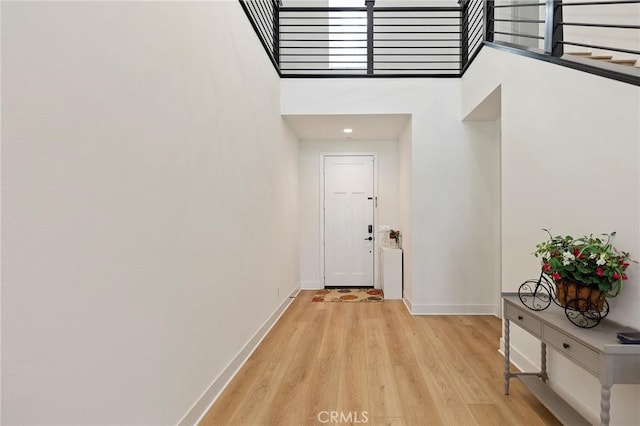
[240,0,639,84]
[462,0,487,74]
[240,0,485,77]
[372,6,461,76]
[489,1,546,50]
[239,0,279,71]
[486,0,640,86]
[279,6,369,76]
[560,1,640,58]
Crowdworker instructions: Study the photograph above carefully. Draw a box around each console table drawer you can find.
[505,302,542,337]
[543,324,599,375]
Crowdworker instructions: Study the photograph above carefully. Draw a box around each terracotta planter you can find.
[555,279,605,311]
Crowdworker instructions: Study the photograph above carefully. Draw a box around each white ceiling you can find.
[283,114,411,141]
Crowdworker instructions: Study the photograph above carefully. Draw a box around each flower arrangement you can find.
[534,229,632,297]
[389,229,401,248]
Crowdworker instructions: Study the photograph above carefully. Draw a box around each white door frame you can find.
[320,153,379,288]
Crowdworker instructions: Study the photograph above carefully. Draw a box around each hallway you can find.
[4,1,639,423]
[202,291,560,425]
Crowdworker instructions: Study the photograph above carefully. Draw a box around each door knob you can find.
[364,237,373,241]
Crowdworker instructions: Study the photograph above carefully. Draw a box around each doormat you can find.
[311,288,383,302]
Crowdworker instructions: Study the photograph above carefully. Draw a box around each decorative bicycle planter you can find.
[518,271,609,329]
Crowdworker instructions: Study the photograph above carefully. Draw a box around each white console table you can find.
[502,295,640,426]
[380,247,402,299]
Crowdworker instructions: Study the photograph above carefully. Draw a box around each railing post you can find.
[366,0,375,75]
[460,0,469,71]
[544,0,564,56]
[484,0,494,42]
[273,0,280,68]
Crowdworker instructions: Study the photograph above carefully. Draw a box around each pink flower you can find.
[597,268,604,277]
[612,273,620,280]
[543,263,551,272]
[622,274,628,281]
[552,272,561,280]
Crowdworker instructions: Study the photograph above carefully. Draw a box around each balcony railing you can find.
[486,0,640,85]
[240,0,484,77]
[240,0,640,85]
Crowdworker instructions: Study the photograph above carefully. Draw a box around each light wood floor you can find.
[201,291,561,426]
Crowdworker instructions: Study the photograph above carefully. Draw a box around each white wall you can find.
[299,140,399,288]
[462,46,640,425]
[2,2,299,425]
[398,120,414,301]
[282,79,500,314]
[461,119,502,314]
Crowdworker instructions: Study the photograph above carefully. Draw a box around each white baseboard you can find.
[178,283,301,426]
[409,303,497,315]
[547,378,599,425]
[499,338,599,425]
[494,303,502,317]
[401,294,495,316]
[301,281,322,290]
[402,293,413,314]
[499,336,538,371]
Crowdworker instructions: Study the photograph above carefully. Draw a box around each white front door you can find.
[323,155,374,287]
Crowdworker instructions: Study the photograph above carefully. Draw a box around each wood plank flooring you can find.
[201,291,561,426]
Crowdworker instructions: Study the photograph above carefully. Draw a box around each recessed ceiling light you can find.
[343,128,353,133]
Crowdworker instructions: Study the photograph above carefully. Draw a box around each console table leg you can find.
[600,384,611,426]
[504,318,511,395]
[541,342,548,383]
